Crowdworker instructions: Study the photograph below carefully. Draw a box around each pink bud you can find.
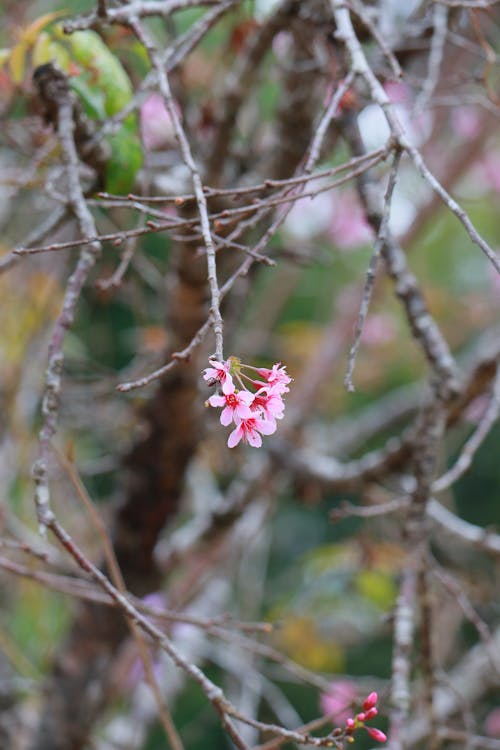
[346,718,355,730]
[356,712,366,722]
[365,707,378,720]
[363,692,378,710]
[366,727,387,743]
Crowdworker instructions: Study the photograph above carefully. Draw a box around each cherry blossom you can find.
[227,416,276,448]
[140,93,179,151]
[204,358,290,448]
[320,680,357,723]
[203,359,234,394]
[255,363,291,393]
[208,388,254,426]
[251,388,285,425]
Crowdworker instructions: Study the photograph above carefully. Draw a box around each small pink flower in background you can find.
[141,591,167,611]
[384,81,410,105]
[451,107,481,140]
[228,415,276,448]
[328,191,373,250]
[320,680,357,723]
[203,359,234,394]
[140,93,178,151]
[464,394,489,425]
[484,707,500,737]
[362,314,397,346]
[208,388,254,426]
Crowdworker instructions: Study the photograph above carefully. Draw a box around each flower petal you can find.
[235,405,254,420]
[227,425,243,448]
[246,429,262,448]
[220,406,234,426]
[208,394,225,408]
[222,374,235,394]
[256,418,277,436]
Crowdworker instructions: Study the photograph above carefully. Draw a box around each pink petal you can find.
[227,425,243,448]
[256,418,276,436]
[222,374,235,394]
[235,404,254,420]
[208,394,225,408]
[203,367,218,381]
[246,429,262,448]
[238,390,255,406]
[220,406,234,426]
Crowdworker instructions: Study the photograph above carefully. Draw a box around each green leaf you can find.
[105,125,143,194]
[53,27,133,115]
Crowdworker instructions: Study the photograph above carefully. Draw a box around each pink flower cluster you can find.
[344,692,387,744]
[320,687,387,745]
[203,357,290,448]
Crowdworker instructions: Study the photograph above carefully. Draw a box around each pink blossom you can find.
[203,359,234,394]
[485,707,500,737]
[141,591,167,611]
[384,81,410,105]
[320,680,357,723]
[451,107,481,140]
[208,389,254,426]
[140,93,179,151]
[227,416,276,448]
[366,727,387,743]
[328,191,373,250]
[251,387,285,424]
[256,363,291,393]
[362,314,396,346]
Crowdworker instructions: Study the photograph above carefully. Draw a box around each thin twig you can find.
[344,150,401,391]
[30,69,102,532]
[130,19,225,361]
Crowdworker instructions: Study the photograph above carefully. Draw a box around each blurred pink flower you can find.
[485,707,500,737]
[320,680,357,722]
[140,93,178,151]
[328,192,373,249]
[362,314,397,346]
[464,394,489,425]
[451,107,481,140]
[384,81,410,104]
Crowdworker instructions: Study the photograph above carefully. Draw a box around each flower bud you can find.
[366,727,387,743]
[363,692,378,710]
